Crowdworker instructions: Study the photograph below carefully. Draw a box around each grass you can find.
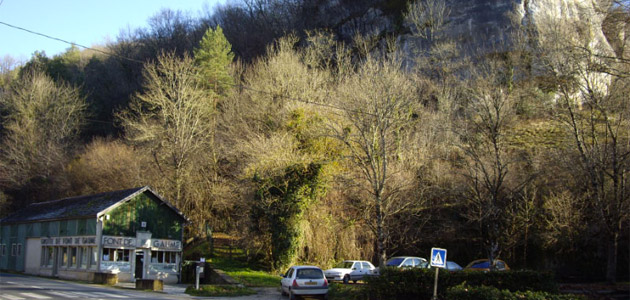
[211,253,281,287]
[185,284,257,297]
[184,236,281,288]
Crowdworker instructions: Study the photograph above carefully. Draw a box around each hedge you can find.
[445,284,585,300]
[363,268,560,300]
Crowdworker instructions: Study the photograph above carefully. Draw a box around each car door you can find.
[349,262,360,280]
[401,258,415,268]
[412,258,421,268]
[361,262,373,279]
[281,268,294,293]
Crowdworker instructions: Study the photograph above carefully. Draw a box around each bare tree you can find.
[0,70,86,195]
[532,2,630,282]
[118,52,215,227]
[405,0,451,43]
[457,61,530,269]
[329,53,421,266]
[65,138,147,195]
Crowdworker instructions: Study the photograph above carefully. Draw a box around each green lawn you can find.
[210,254,281,287]
[185,238,281,288]
[185,284,257,297]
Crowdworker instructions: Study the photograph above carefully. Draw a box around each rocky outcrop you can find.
[323,0,615,55]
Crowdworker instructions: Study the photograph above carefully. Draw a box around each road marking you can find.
[93,292,127,298]
[19,293,50,299]
[29,286,43,289]
[0,295,26,300]
[71,292,97,298]
[47,291,79,298]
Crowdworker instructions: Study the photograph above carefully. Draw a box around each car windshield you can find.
[335,261,354,269]
[296,268,324,279]
[385,258,404,266]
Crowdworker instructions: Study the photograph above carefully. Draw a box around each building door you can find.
[135,250,144,279]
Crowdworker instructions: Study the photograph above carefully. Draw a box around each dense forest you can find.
[1,0,628,283]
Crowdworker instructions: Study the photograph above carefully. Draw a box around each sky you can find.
[0,0,226,63]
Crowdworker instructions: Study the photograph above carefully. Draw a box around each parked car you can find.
[464,259,510,271]
[427,260,463,272]
[446,261,463,271]
[324,260,376,283]
[281,265,328,300]
[374,256,428,275]
[385,256,428,269]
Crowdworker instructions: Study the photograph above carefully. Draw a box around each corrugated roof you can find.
[0,187,147,224]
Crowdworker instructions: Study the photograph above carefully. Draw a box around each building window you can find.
[41,246,54,267]
[90,247,98,269]
[115,249,130,262]
[16,244,21,256]
[151,251,163,263]
[0,244,5,256]
[70,247,77,268]
[102,248,112,261]
[165,252,177,263]
[61,247,68,267]
[80,247,88,269]
[11,243,16,256]
[151,251,179,264]
[102,248,130,262]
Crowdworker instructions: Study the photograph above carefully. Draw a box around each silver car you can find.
[324,260,376,283]
[281,265,328,300]
[385,256,428,268]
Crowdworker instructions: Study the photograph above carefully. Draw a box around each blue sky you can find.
[0,0,226,62]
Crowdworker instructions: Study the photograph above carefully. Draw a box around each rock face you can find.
[446,0,520,47]
[324,0,613,53]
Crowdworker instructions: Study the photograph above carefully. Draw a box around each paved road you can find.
[0,273,290,300]
[0,273,186,300]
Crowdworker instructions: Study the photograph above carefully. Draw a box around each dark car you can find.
[464,259,510,271]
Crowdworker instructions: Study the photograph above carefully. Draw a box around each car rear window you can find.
[296,268,324,279]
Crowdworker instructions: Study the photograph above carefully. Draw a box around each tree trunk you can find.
[605,232,618,283]
[376,194,386,267]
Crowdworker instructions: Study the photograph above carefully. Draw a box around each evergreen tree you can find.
[194,25,234,96]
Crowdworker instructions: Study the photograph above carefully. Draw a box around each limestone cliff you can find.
[322,0,615,55]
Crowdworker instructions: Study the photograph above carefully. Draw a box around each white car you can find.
[324,260,376,283]
[280,265,328,300]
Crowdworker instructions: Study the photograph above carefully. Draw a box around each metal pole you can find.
[195,265,200,290]
[432,267,439,300]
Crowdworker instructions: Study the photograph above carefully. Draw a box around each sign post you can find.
[430,248,447,300]
[195,261,204,290]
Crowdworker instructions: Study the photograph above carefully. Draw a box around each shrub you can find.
[363,268,560,300]
[445,284,586,300]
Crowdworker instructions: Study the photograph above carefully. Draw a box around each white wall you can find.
[24,238,41,275]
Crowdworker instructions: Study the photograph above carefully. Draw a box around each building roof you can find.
[0,186,187,224]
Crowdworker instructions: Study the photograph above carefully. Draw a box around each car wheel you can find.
[281,286,287,296]
[322,294,329,300]
[343,274,350,284]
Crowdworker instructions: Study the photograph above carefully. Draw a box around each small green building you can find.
[0,186,188,283]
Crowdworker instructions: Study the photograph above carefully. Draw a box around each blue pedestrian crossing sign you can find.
[430,248,447,268]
